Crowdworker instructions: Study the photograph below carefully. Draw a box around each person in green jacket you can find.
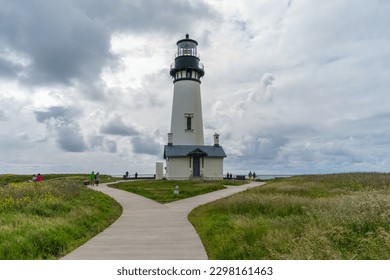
[89,171,95,186]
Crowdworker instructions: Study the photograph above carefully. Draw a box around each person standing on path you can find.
[89,171,95,186]
[95,172,100,186]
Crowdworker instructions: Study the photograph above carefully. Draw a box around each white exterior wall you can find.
[203,158,224,180]
[166,156,224,180]
[170,79,204,145]
[166,157,191,180]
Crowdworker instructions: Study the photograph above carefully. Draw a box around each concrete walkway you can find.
[61,181,264,260]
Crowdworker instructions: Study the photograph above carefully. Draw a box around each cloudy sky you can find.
[1,0,389,176]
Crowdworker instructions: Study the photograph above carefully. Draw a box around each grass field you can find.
[109,179,247,203]
[0,173,116,185]
[0,175,122,260]
[3,172,389,260]
[189,173,390,259]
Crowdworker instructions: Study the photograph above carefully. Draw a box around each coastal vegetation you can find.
[0,175,122,260]
[3,172,389,260]
[189,173,390,259]
[0,173,116,185]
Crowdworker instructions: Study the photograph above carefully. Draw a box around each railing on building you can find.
[170,61,204,71]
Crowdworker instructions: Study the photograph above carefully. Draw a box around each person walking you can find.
[248,171,252,180]
[89,171,95,186]
[95,172,100,186]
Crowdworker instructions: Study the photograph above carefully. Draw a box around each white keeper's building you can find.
[163,34,226,180]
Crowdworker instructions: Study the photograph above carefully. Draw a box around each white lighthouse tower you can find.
[164,34,226,180]
[169,34,205,145]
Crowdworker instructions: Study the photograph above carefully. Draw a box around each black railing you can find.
[118,174,156,180]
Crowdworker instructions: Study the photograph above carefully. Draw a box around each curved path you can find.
[62,181,264,260]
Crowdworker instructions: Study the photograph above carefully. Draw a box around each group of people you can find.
[31,173,43,182]
[225,171,258,180]
[124,171,138,179]
[89,171,100,186]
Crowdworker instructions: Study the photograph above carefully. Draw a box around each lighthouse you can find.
[163,34,226,180]
[169,34,205,145]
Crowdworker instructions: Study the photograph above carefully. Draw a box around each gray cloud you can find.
[131,136,161,156]
[87,134,118,153]
[34,106,87,152]
[0,0,218,88]
[0,57,23,77]
[34,106,80,123]
[100,116,139,136]
[56,124,88,152]
[0,0,112,86]
[247,73,276,103]
[0,111,6,121]
[76,0,218,33]
[1,0,390,175]
[104,139,118,153]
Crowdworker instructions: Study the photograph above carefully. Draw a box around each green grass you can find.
[0,173,116,185]
[109,180,247,203]
[0,176,122,259]
[189,173,390,259]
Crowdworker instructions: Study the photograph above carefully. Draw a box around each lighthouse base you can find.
[163,145,226,181]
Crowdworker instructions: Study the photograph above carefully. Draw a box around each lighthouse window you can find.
[185,113,193,131]
[186,71,191,78]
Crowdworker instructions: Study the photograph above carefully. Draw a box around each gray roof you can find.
[164,145,227,159]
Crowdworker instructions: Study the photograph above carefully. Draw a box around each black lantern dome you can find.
[170,34,205,83]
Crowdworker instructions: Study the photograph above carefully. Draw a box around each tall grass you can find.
[0,177,122,259]
[0,174,115,186]
[189,173,390,259]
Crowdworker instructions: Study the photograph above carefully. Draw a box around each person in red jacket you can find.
[36,173,43,182]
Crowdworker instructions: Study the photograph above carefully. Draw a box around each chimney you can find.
[168,132,173,146]
[213,133,219,147]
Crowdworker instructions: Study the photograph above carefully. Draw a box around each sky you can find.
[1,0,390,176]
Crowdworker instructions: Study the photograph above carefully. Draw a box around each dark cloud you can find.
[34,106,80,123]
[0,57,23,77]
[131,136,161,156]
[56,124,88,152]
[76,0,218,33]
[1,1,389,175]
[34,105,87,152]
[0,0,112,86]
[100,116,139,136]
[0,0,218,88]
[88,135,104,149]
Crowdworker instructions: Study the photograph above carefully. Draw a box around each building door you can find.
[193,156,201,177]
